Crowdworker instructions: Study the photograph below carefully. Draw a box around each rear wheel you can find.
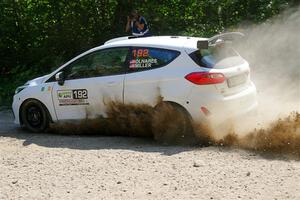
[21,100,50,133]
[152,102,195,144]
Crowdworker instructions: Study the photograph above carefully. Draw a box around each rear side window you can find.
[128,47,180,72]
[189,43,244,69]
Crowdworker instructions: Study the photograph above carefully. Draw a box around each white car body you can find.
[12,34,257,129]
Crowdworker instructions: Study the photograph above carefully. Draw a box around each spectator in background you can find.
[125,9,151,37]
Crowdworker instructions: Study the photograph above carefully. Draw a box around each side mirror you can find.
[55,71,65,86]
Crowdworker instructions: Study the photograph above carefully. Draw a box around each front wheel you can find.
[21,100,50,133]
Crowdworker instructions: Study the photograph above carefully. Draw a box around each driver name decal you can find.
[57,89,89,106]
[129,58,157,69]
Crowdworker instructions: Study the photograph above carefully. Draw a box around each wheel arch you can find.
[19,98,53,125]
[155,100,193,120]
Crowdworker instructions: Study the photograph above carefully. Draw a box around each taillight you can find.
[201,107,211,116]
[185,72,225,85]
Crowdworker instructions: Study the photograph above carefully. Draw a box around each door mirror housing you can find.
[55,72,65,86]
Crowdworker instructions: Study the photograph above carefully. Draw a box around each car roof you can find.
[101,36,208,52]
[48,36,207,79]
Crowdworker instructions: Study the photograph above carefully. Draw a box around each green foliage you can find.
[0,0,297,106]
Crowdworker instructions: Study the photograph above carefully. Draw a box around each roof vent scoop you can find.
[104,36,138,45]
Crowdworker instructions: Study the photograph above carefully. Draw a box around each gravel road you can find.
[0,110,299,200]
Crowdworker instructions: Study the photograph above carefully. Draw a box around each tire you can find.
[152,102,195,145]
[20,99,50,133]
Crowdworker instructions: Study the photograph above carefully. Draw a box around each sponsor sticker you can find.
[58,90,72,99]
[41,86,52,92]
[57,89,89,106]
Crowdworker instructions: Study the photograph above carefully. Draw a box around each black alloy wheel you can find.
[21,100,50,133]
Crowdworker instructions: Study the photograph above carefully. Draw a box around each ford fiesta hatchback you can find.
[12,32,257,134]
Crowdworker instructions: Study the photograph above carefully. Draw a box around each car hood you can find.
[25,74,50,86]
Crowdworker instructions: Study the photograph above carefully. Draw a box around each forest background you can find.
[0,0,298,105]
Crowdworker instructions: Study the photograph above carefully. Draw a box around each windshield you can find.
[189,43,245,69]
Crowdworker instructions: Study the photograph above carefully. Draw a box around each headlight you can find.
[15,86,27,94]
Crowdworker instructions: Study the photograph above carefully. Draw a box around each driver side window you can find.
[64,47,129,80]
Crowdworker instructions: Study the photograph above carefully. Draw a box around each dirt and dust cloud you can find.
[51,6,299,158]
[206,5,300,157]
[231,5,300,133]
[212,112,300,157]
[199,5,300,157]
[50,102,154,137]
[50,100,209,145]
[50,102,300,158]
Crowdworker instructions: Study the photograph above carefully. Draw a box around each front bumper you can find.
[12,95,21,125]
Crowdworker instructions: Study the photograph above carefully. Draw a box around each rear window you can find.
[189,43,244,69]
[129,47,180,71]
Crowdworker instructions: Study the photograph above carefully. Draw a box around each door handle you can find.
[107,81,118,85]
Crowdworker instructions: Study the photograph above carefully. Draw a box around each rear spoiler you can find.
[209,32,244,45]
[197,32,244,49]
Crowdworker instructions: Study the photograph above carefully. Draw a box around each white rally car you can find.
[12,33,257,133]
